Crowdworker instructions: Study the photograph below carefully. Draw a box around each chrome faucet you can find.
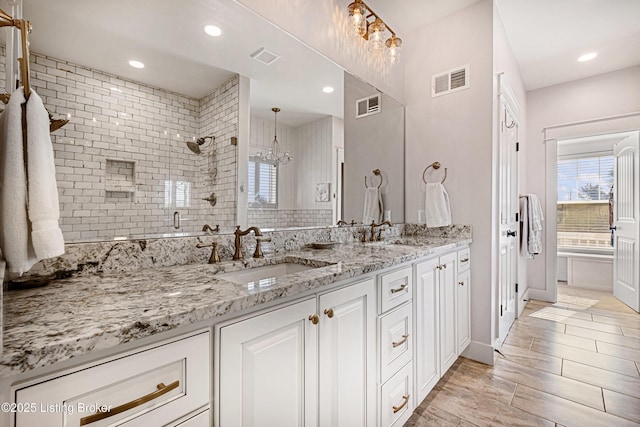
[233,226,264,260]
[370,221,393,242]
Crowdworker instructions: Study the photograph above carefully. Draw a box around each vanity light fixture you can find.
[578,52,597,62]
[257,107,292,166]
[204,25,222,37]
[128,60,145,69]
[347,0,402,66]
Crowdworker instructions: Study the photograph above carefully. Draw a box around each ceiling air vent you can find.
[432,65,470,97]
[355,94,381,119]
[250,48,280,65]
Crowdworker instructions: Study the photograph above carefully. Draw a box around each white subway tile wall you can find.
[248,209,333,228]
[12,47,239,242]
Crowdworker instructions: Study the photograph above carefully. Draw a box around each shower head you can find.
[186,135,215,155]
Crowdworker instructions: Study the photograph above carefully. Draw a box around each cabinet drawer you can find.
[380,362,413,427]
[457,247,471,273]
[379,302,413,384]
[379,266,412,314]
[15,331,210,427]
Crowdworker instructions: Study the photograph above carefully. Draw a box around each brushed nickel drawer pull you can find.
[392,334,409,348]
[390,283,408,294]
[392,394,410,413]
[309,314,320,325]
[324,308,334,318]
[79,380,180,425]
[460,257,469,263]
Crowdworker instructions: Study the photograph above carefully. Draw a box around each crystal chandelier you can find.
[258,107,292,166]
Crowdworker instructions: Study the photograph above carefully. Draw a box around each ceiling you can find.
[10,0,640,117]
[367,0,640,91]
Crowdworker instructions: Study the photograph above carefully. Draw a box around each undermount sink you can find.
[214,262,317,286]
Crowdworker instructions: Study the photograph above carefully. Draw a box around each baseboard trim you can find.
[461,340,494,366]
[517,287,530,318]
[527,287,556,303]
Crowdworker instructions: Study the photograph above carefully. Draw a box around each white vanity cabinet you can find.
[414,247,470,404]
[216,277,377,427]
[13,330,210,427]
[377,266,414,427]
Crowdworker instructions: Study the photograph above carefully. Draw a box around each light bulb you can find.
[368,18,386,52]
[347,1,367,37]
[386,36,402,66]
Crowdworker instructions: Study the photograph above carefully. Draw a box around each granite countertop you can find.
[0,236,470,377]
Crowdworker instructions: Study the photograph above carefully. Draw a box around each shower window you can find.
[557,155,613,250]
[248,156,278,208]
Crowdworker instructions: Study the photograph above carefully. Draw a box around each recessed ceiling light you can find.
[128,60,145,69]
[578,52,597,62]
[323,86,334,93]
[204,25,222,37]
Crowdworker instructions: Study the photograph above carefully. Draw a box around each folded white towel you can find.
[0,88,37,274]
[425,182,451,227]
[363,187,383,225]
[26,89,65,260]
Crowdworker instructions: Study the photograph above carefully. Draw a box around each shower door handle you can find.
[173,211,181,229]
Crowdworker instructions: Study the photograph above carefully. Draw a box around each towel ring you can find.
[422,162,447,184]
[365,168,383,189]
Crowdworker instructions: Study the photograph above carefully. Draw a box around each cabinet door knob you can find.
[392,394,410,413]
[323,308,334,318]
[392,334,409,348]
[459,281,465,286]
[308,314,319,325]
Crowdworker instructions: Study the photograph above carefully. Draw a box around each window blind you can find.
[248,157,278,208]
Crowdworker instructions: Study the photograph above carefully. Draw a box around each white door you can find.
[318,278,376,427]
[613,133,640,312]
[218,298,318,427]
[498,98,519,345]
[439,252,458,374]
[414,257,440,403]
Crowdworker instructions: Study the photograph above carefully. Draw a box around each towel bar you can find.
[422,162,447,184]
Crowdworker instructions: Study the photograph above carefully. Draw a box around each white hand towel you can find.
[527,194,543,255]
[363,187,383,225]
[0,88,37,274]
[26,89,65,260]
[425,182,451,227]
[519,196,532,258]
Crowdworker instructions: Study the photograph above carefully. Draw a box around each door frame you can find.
[541,114,640,302]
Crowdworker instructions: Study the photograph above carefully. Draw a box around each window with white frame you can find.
[248,156,278,208]
[557,155,613,250]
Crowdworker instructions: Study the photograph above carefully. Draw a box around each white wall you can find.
[404,0,496,363]
[236,0,404,103]
[525,65,640,299]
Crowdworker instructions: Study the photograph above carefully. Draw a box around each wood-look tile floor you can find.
[405,284,640,427]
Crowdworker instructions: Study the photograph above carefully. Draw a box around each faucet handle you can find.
[254,237,271,259]
[196,241,220,263]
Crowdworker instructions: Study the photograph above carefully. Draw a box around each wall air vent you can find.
[355,94,381,119]
[432,65,470,97]
[250,48,280,65]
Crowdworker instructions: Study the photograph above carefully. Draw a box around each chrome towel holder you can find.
[365,168,383,188]
[422,162,447,184]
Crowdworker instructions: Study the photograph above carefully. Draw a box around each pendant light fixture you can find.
[346,0,402,65]
[258,107,292,166]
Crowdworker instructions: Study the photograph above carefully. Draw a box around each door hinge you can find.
[516,142,520,151]
[500,304,503,316]
[515,283,519,293]
[515,213,519,222]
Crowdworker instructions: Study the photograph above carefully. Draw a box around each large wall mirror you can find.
[15,0,404,242]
